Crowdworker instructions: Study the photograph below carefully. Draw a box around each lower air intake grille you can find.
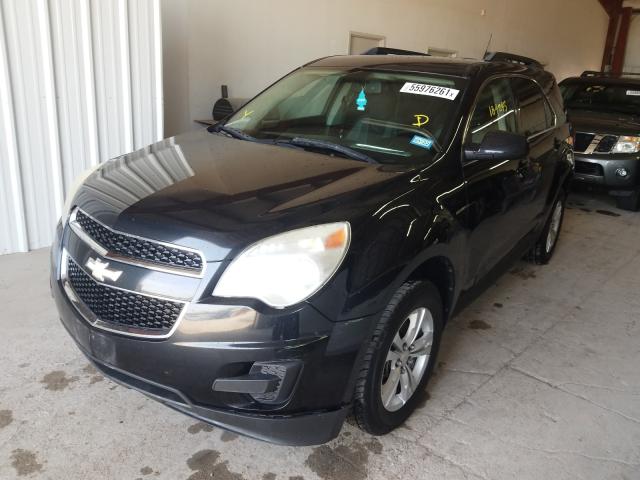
[575,160,604,176]
[67,257,183,333]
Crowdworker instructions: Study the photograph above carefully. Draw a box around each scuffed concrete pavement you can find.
[1,191,639,479]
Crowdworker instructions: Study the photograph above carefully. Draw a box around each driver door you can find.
[462,77,534,286]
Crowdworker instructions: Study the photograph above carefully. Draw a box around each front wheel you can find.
[353,281,443,435]
[529,195,565,265]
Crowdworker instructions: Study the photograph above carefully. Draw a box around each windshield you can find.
[561,81,640,116]
[222,67,466,165]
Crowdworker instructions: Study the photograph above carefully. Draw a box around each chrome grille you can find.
[574,132,619,154]
[67,256,184,334]
[595,135,618,153]
[574,132,595,153]
[72,209,204,274]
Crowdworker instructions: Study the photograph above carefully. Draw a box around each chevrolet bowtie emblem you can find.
[85,257,123,282]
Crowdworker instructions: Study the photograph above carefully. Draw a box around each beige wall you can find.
[162,0,609,137]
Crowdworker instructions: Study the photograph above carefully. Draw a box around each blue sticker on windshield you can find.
[410,135,433,150]
[356,88,367,111]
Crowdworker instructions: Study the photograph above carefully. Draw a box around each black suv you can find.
[51,52,573,445]
[560,72,640,210]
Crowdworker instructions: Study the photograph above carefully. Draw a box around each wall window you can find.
[349,32,385,54]
[427,47,458,58]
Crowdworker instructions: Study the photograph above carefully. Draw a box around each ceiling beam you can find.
[611,7,633,73]
[599,0,635,73]
[598,0,623,16]
[601,13,618,70]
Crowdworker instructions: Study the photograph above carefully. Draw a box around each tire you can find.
[529,194,565,265]
[353,281,443,435]
[615,191,640,212]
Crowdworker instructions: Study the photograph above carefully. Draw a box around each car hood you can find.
[568,109,640,136]
[72,130,413,261]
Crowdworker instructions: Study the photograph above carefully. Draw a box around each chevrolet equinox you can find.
[51,52,573,445]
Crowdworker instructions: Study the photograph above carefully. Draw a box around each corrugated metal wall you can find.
[0,0,162,255]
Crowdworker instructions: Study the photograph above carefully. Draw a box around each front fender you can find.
[309,185,467,322]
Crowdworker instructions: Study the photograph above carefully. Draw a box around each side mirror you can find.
[464,131,529,162]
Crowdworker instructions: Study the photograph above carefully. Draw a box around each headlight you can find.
[213,222,350,308]
[60,162,103,224]
[565,135,574,166]
[612,136,640,154]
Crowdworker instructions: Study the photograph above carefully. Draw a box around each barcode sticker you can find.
[400,82,460,100]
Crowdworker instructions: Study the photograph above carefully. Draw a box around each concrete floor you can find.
[1,190,639,480]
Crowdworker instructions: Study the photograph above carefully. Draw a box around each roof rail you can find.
[484,51,543,69]
[581,70,640,77]
[362,47,429,56]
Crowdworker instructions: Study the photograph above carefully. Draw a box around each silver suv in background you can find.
[560,71,640,211]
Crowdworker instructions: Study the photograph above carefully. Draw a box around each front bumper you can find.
[573,153,640,192]
[50,223,374,445]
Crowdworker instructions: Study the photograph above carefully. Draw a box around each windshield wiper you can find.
[210,124,257,142]
[210,128,378,163]
[277,137,378,164]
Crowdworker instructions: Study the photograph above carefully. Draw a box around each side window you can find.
[549,82,566,125]
[512,78,555,136]
[468,78,516,144]
[543,98,555,128]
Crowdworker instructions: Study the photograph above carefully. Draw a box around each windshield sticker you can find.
[410,135,433,150]
[356,88,368,111]
[489,100,509,117]
[400,82,459,100]
[627,90,640,96]
[412,114,430,127]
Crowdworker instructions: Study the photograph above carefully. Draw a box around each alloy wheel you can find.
[546,200,563,253]
[380,307,434,412]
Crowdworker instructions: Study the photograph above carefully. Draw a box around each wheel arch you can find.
[405,255,456,322]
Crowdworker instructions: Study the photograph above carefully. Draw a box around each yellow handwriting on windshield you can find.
[412,114,430,128]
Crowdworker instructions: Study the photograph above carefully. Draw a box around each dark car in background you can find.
[560,72,640,210]
[51,52,573,445]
